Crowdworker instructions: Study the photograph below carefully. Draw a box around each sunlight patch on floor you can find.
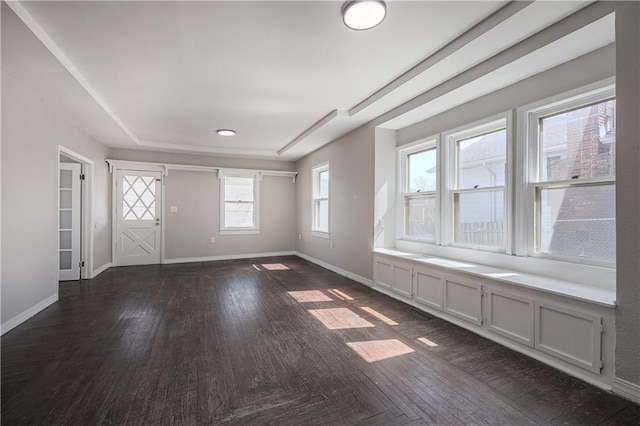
[328,289,354,301]
[287,290,332,303]
[417,337,439,347]
[360,307,399,325]
[347,339,414,363]
[262,263,290,271]
[308,308,374,330]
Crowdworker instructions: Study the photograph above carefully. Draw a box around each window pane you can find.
[457,129,506,189]
[540,99,616,181]
[454,190,504,248]
[225,202,254,228]
[405,195,436,240]
[538,185,615,262]
[123,175,156,220]
[316,199,329,230]
[319,170,329,198]
[408,149,437,193]
[225,177,254,202]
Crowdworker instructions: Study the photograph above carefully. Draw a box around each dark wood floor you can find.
[2,256,639,425]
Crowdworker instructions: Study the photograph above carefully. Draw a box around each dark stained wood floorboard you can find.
[2,256,639,425]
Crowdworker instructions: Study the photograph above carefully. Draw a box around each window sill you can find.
[220,229,260,236]
[374,247,616,307]
[311,230,330,239]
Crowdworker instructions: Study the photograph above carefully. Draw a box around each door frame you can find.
[58,146,94,284]
[110,164,166,266]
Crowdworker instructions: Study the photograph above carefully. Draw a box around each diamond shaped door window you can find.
[123,176,156,220]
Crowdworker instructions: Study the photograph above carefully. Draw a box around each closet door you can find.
[59,163,81,281]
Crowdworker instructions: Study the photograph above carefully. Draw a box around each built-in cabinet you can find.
[373,251,614,381]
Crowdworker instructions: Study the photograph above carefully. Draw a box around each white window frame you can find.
[520,83,615,267]
[219,170,260,235]
[443,113,512,253]
[311,161,329,238]
[397,136,439,244]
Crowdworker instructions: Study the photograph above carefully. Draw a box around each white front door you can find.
[59,163,82,281]
[115,170,162,266]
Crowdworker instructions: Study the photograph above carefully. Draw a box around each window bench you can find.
[372,248,616,390]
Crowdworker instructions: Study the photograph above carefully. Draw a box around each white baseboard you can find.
[164,251,296,265]
[1,294,58,336]
[613,376,640,404]
[91,262,113,278]
[294,251,374,287]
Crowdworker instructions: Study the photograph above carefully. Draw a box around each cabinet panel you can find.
[444,279,482,325]
[375,259,393,290]
[487,290,534,347]
[414,269,443,310]
[392,264,412,298]
[536,303,602,373]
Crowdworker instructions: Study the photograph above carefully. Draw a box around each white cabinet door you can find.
[374,258,393,290]
[444,278,482,325]
[414,268,443,310]
[486,289,534,347]
[536,302,602,373]
[115,170,163,266]
[392,263,412,298]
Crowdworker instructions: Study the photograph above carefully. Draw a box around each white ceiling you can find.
[2,1,612,161]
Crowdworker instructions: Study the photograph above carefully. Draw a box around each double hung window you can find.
[448,119,508,250]
[399,141,438,241]
[220,173,259,234]
[312,162,329,236]
[527,89,616,264]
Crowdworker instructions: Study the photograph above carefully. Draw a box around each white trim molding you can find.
[294,251,374,287]
[163,251,296,265]
[106,159,298,182]
[91,262,113,279]
[1,294,58,336]
[613,377,640,404]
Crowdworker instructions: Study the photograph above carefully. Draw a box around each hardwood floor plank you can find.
[1,256,638,425]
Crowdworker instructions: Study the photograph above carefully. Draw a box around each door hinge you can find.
[599,319,604,333]
[80,261,85,267]
[600,360,604,371]
[80,174,86,180]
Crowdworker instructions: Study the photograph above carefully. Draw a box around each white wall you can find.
[614,1,640,389]
[296,124,375,280]
[1,74,111,327]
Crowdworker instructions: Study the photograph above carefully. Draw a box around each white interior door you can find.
[59,163,82,281]
[116,170,162,266]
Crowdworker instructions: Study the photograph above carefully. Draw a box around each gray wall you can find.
[398,45,615,144]
[1,74,111,325]
[296,124,375,280]
[164,170,296,260]
[614,1,640,387]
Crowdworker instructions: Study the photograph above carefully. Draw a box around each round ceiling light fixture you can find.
[342,0,386,30]
[216,129,236,137]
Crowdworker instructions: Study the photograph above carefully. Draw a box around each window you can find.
[220,173,259,235]
[447,119,508,250]
[312,162,329,236]
[527,89,615,264]
[399,140,438,241]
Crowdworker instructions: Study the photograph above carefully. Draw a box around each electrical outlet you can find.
[298,233,302,240]
[170,206,178,213]
[210,237,216,244]
[330,241,334,249]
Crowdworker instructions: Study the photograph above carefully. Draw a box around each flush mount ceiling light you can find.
[342,0,386,30]
[216,129,236,136]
